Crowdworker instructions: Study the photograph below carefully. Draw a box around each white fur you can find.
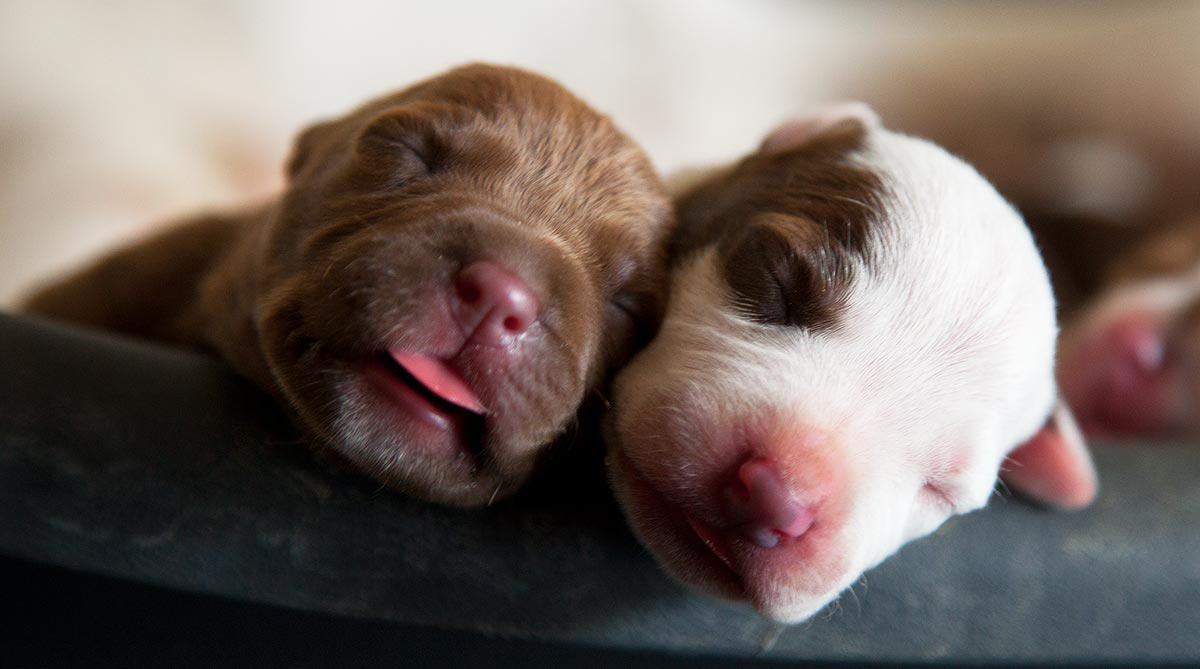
[610,126,1059,622]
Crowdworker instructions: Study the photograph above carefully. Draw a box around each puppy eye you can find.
[608,295,652,337]
[603,296,656,358]
[723,225,792,324]
[355,113,440,185]
[922,481,957,512]
[722,223,842,331]
[608,296,639,321]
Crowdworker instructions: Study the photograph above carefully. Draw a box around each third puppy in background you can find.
[1056,216,1200,438]
[607,105,1096,623]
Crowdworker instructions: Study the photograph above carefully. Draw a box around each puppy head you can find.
[607,106,1095,622]
[246,64,672,506]
[1057,217,1200,438]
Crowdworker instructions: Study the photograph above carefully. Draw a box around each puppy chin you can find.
[259,320,563,506]
[609,397,858,623]
[608,447,747,597]
[611,445,859,623]
[747,586,844,625]
[738,544,857,623]
[306,359,543,507]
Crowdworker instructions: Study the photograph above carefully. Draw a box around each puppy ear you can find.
[1001,400,1099,510]
[760,102,881,155]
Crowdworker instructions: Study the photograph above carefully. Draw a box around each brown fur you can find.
[672,122,881,332]
[23,63,674,506]
[1106,216,1200,285]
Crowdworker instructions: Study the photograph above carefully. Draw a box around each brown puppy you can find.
[23,63,674,506]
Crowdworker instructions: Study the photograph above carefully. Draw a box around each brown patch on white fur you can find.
[672,122,884,333]
[24,64,675,506]
[607,106,1091,623]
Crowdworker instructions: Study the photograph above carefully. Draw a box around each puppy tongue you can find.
[388,350,485,414]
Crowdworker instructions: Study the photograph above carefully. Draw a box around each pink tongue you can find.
[388,350,486,414]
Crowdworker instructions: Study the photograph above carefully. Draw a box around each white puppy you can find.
[606,105,1098,623]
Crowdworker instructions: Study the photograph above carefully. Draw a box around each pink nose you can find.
[1104,313,1166,381]
[452,260,540,345]
[722,457,816,548]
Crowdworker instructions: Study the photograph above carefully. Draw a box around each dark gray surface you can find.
[2,312,1198,664]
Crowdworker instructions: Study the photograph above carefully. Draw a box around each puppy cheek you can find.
[609,343,693,458]
[254,279,313,382]
[749,463,925,622]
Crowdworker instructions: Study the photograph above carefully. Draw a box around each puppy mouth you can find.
[363,350,488,442]
[611,449,746,598]
[613,446,839,620]
[683,513,740,573]
[388,350,487,414]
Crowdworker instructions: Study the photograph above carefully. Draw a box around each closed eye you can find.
[355,113,442,186]
[922,481,958,512]
[721,220,846,332]
[605,299,636,330]
[723,224,793,326]
[613,296,658,338]
[601,296,656,363]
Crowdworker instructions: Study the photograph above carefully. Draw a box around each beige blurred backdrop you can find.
[2,1,1197,305]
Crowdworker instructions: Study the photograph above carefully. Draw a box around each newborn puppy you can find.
[607,105,1097,623]
[1057,216,1200,438]
[24,64,673,506]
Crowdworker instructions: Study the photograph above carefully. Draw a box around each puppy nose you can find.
[1105,313,1166,378]
[453,260,540,345]
[722,457,816,548]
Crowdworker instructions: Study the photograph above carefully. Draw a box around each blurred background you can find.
[2,0,1197,305]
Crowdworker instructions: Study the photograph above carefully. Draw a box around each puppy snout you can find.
[722,457,816,548]
[453,260,540,345]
